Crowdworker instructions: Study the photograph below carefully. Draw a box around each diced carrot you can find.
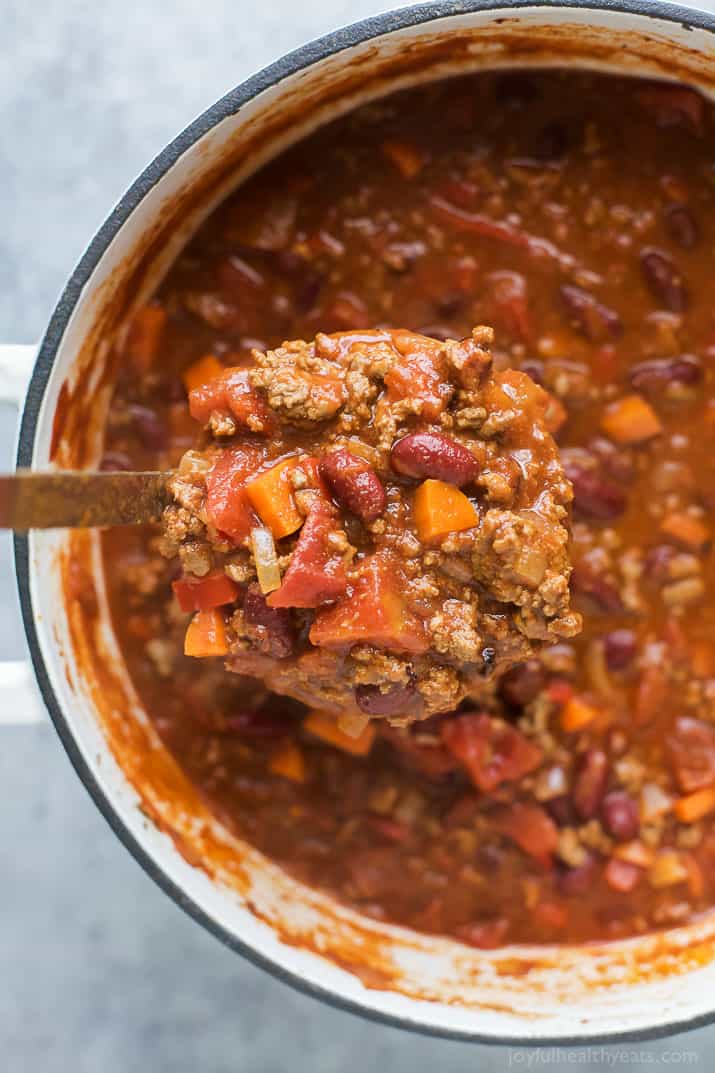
[124,304,167,373]
[600,394,663,445]
[560,695,600,733]
[268,742,306,783]
[674,785,715,823]
[172,571,239,613]
[413,479,478,543]
[182,354,224,394]
[382,139,424,179]
[660,511,711,552]
[303,710,376,756]
[184,609,229,658]
[246,459,304,540]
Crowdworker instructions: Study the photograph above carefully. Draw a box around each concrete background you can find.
[0,1,710,1068]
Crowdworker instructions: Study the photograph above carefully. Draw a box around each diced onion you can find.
[178,449,211,476]
[640,782,673,822]
[649,850,688,889]
[251,526,281,594]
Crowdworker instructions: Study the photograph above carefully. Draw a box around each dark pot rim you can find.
[14,0,715,1046]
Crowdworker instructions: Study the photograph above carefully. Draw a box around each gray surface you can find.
[0,0,710,1069]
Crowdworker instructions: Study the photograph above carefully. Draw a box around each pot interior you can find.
[22,3,715,1041]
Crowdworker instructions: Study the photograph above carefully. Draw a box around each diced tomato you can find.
[440,713,543,793]
[189,367,275,434]
[172,570,240,612]
[667,716,715,793]
[603,857,642,893]
[309,552,428,653]
[385,335,453,419]
[268,500,348,609]
[496,803,559,867]
[533,900,569,930]
[205,446,262,544]
[380,724,460,780]
[488,270,531,341]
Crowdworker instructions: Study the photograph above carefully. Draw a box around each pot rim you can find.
[15,0,715,1045]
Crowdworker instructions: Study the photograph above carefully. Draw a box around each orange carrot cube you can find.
[303,710,376,756]
[184,609,229,658]
[182,354,224,394]
[413,479,478,543]
[600,394,662,445]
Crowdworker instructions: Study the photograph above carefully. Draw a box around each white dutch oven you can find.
[4,0,715,1044]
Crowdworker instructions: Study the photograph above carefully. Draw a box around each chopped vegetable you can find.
[413,479,478,543]
[600,394,663,445]
[381,139,424,178]
[182,354,224,393]
[246,458,304,539]
[495,803,559,867]
[250,526,282,594]
[310,552,428,653]
[172,571,239,612]
[649,849,688,888]
[303,710,376,756]
[660,511,711,552]
[613,840,655,869]
[604,857,642,893]
[560,695,600,733]
[268,742,306,783]
[189,367,275,434]
[184,609,229,657]
[674,785,715,823]
[441,712,543,792]
[205,446,261,544]
[268,499,347,609]
[384,340,451,419]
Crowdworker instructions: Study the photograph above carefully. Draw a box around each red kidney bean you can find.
[573,749,609,821]
[601,791,640,841]
[243,584,294,659]
[571,563,625,614]
[630,355,702,394]
[557,852,599,896]
[546,794,577,827]
[355,680,417,716]
[559,284,622,341]
[640,247,689,312]
[391,432,479,486]
[129,404,168,450]
[588,438,635,485]
[665,204,699,250]
[603,629,638,671]
[498,660,546,707]
[520,358,545,386]
[319,449,387,523]
[226,707,295,738]
[563,459,627,521]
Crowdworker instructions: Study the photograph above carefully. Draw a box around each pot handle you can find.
[0,343,47,725]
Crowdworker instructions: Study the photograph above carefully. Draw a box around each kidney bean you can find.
[559,284,622,342]
[243,584,294,659]
[498,660,546,707]
[226,707,296,738]
[571,563,625,614]
[640,247,688,312]
[391,432,479,486]
[546,794,577,827]
[129,404,168,450]
[563,459,627,521]
[603,629,638,671]
[356,680,417,716]
[557,852,599,896]
[665,204,699,250]
[630,355,702,394]
[573,749,609,821]
[601,791,640,841]
[520,358,544,386]
[319,449,387,523]
[588,438,634,485]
